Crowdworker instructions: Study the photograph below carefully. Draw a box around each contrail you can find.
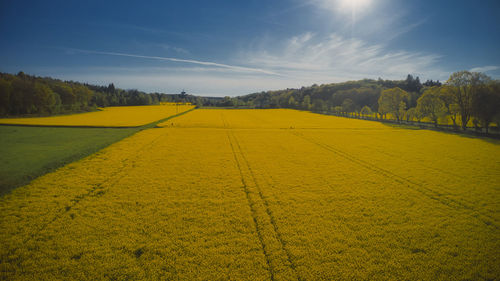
[64,48,279,76]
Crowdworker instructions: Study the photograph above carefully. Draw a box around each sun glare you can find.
[337,0,372,11]
[317,0,374,19]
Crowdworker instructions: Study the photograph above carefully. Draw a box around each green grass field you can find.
[0,107,195,195]
[0,125,138,195]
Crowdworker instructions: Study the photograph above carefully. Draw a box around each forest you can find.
[0,72,221,116]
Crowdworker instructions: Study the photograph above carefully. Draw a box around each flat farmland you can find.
[0,105,194,127]
[0,109,498,280]
[0,105,195,195]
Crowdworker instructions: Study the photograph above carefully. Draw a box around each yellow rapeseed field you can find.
[0,105,194,127]
[1,109,498,280]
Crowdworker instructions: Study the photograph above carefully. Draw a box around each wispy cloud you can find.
[37,66,290,96]
[241,32,446,83]
[55,33,448,96]
[157,44,190,55]
[63,48,279,75]
[85,22,198,39]
[469,66,499,73]
[386,18,427,41]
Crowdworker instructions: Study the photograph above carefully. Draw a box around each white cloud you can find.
[53,32,448,96]
[241,33,447,83]
[386,18,427,41]
[54,25,455,96]
[469,66,499,73]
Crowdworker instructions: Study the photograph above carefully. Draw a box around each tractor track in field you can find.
[322,131,488,210]
[226,131,275,281]
[368,144,469,181]
[231,132,302,281]
[21,129,168,246]
[222,112,275,280]
[289,130,497,229]
[223,112,299,281]
[364,142,497,216]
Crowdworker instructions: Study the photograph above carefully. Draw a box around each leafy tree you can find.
[52,83,76,108]
[405,74,423,93]
[34,82,57,114]
[0,78,12,115]
[333,106,342,115]
[377,101,388,119]
[107,83,115,93]
[360,105,372,117]
[398,101,407,121]
[221,96,234,107]
[439,86,460,129]
[312,99,327,112]
[405,107,420,122]
[446,71,491,130]
[423,79,442,87]
[92,91,109,107]
[471,81,500,133]
[341,98,355,115]
[10,77,32,114]
[416,86,447,127]
[301,95,311,110]
[196,97,204,107]
[72,84,94,109]
[288,96,297,108]
[378,87,410,122]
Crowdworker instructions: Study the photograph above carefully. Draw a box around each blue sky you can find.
[1,0,499,96]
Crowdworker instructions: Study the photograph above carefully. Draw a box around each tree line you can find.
[374,71,500,132]
[230,72,500,133]
[1,71,499,132]
[0,72,223,116]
